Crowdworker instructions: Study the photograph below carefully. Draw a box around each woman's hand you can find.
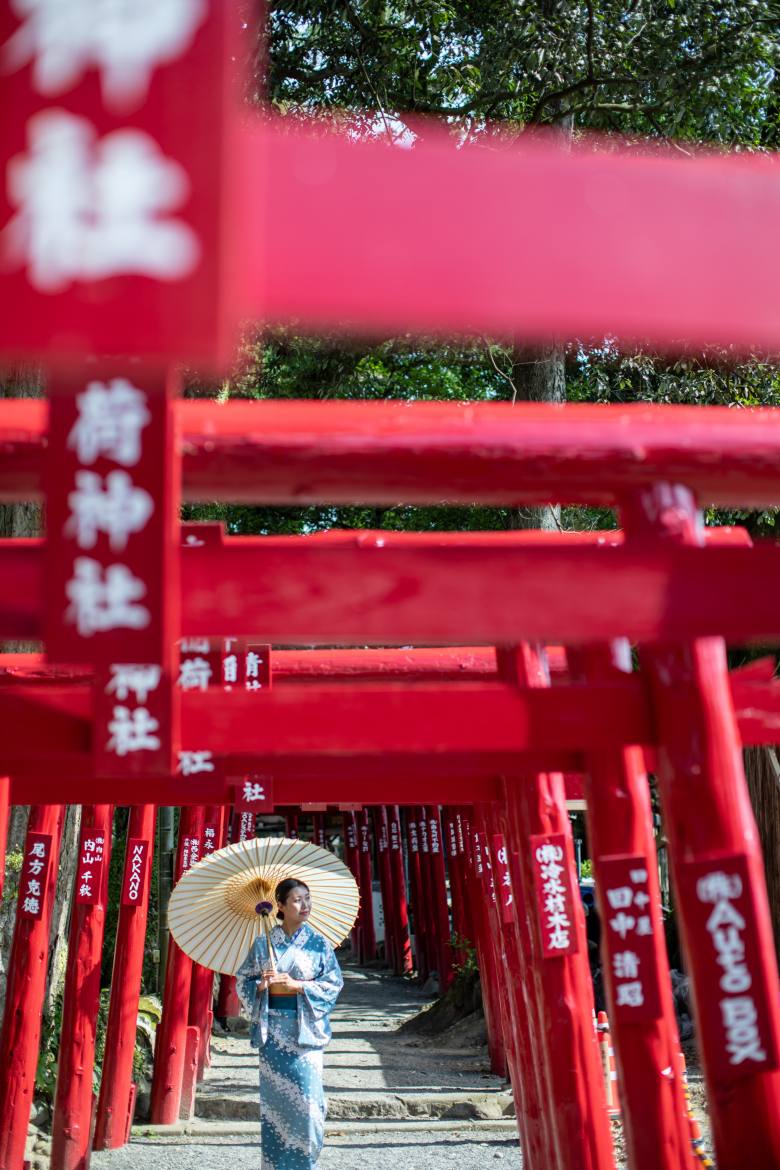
[268,971,304,992]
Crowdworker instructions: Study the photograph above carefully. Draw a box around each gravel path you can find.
[92,1127,521,1170]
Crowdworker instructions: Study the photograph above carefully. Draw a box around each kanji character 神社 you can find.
[3,111,199,291]
[2,0,207,108]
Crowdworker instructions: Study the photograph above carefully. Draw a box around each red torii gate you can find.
[1,4,780,1170]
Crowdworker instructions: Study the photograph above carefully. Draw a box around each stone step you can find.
[196,1088,515,1123]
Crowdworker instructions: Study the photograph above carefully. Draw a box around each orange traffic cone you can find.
[596,1011,620,1118]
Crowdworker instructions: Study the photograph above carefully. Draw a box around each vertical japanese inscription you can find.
[46,368,180,777]
[677,854,779,1080]
[530,832,579,958]
[598,853,663,1020]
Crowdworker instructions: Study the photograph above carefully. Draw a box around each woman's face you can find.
[279,885,311,929]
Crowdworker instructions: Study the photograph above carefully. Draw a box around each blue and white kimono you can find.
[237,924,343,1170]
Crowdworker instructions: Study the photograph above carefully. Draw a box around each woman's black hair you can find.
[275,878,310,920]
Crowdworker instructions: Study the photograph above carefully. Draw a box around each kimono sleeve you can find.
[236,937,263,1018]
[300,939,343,1022]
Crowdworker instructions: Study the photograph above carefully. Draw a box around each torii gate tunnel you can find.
[1,5,780,1170]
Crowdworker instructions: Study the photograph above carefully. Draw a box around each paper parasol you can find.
[168,836,360,975]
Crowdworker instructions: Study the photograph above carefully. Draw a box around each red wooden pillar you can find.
[470,815,507,1079]
[405,809,428,979]
[216,806,253,1021]
[285,809,299,838]
[499,644,615,1170]
[569,641,698,1170]
[492,802,560,1170]
[342,811,361,954]
[94,804,156,1150]
[313,812,326,850]
[357,809,376,963]
[0,777,9,899]
[388,805,413,975]
[373,806,396,969]
[624,485,780,1170]
[0,804,64,1170]
[189,803,223,1080]
[443,808,468,964]
[51,805,113,1170]
[150,804,205,1125]
[425,806,453,990]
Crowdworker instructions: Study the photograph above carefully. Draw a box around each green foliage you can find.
[580,858,594,879]
[2,847,23,908]
[265,1,780,146]
[450,931,479,979]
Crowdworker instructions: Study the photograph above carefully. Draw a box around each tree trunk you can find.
[743,746,780,962]
[506,340,566,531]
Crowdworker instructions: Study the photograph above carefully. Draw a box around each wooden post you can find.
[342,811,360,953]
[149,804,204,1125]
[0,804,64,1170]
[215,806,252,1022]
[388,805,413,974]
[624,485,780,1170]
[51,804,113,1170]
[373,806,396,969]
[357,809,376,963]
[499,644,615,1170]
[189,803,223,1080]
[285,810,299,838]
[94,804,156,1150]
[469,817,507,1079]
[568,641,698,1170]
[0,776,9,899]
[425,806,453,990]
[405,809,428,979]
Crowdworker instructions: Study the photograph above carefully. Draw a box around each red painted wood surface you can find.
[388,806,413,976]
[624,486,780,1170]
[0,776,8,899]
[424,808,453,991]
[569,643,696,1170]
[51,805,113,1170]
[231,117,780,354]
[11,528,780,649]
[467,819,506,1079]
[493,803,559,1170]
[0,2,234,367]
[373,807,396,970]
[357,810,376,963]
[94,804,156,1149]
[0,804,64,1170]
[405,811,429,979]
[5,398,780,509]
[189,803,223,1080]
[150,805,205,1125]
[342,811,360,953]
[499,645,615,1170]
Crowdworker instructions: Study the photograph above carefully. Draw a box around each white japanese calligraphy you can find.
[65,557,149,635]
[4,111,199,291]
[106,663,161,703]
[106,705,160,755]
[68,378,151,466]
[177,749,214,776]
[67,469,153,551]
[178,656,212,691]
[3,0,207,107]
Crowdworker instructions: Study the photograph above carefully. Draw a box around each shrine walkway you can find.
[91,960,521,1170]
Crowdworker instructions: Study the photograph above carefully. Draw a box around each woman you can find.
[237,878,344,1169]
